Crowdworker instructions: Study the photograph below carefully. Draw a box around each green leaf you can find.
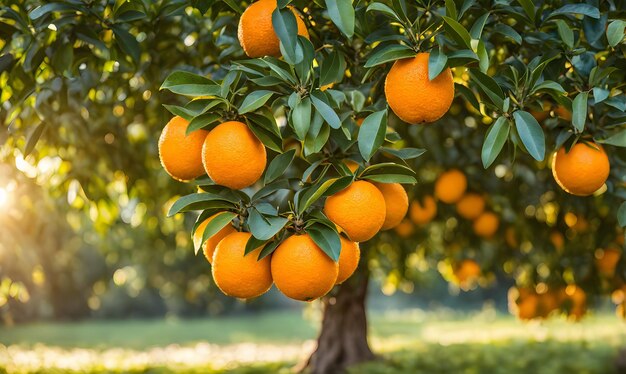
[364,44,415,68]
[291,96,312,140]
[29,3,79,19]
[513,110,545,161]
[442,16,472,49]
[493,24,522,44]
[299,177,352,213]
[469,69,504,110]
[548,4,600,20]
[319,50,346,86]
[251,179,291,202]
[310,91,341,129]
[350,91,366,113]
[516,0,535,23]
[555,20,574,49]
[380,147,426,160]
[244,236,269,256]
[357,110,387,161]
[307,224,341,262]
[607,20,626,47]
[572,91,588,133]
[168,193,236,217]
[187,112,221,134]
[272,8,301,64]
[598,130,626,147]
[445,0,457,19]
[360,163,416,184]
[530,80,566,95]
[618,202,626,228]
[325,0,355,38]
[162,105,197,121]
[239,90,274,114]
[264,149,296,184]
[481,116,510,168]
[112,25,140,63]
[428,48,448,81]
[197,212,237,255]
[24,122,46,157]
[248,208,288,241]
[476,40,489,73]
[51,41,73,73]
[160,71,219,96]
[366,2,403,23]
[593,87,610,103]
[469,12,490,39]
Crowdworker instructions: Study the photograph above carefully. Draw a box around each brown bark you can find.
[300,264,376,374]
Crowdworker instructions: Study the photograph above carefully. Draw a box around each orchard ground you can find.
[1,307,625,374]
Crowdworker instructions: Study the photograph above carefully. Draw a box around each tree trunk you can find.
[300,264,375,374]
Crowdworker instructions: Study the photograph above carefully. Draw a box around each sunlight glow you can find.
[0,187,8,208]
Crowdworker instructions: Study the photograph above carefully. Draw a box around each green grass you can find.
[1,310,626,373]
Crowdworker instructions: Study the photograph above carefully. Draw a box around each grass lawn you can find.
[1,309,625,373]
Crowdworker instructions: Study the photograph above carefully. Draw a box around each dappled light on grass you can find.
[0,342,312,373]
[1,311,625,373]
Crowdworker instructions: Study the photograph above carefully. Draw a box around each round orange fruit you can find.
[238,0,309,58]
[456,193,486,220]
[552,142,610,196]
[409,195,437,225]
[384,52,454,124]
[394,219,415,238]
[595,248,621,277]
[324,180,386,242]
[336,236,360,284]
[193,214,237,264]
[158,116,208,182]
[373,182,409,230]
[212,232,273,299]
[473,212,499,238]
[434,169,467,204]
[271,234,338,301]
[202,121,267,190]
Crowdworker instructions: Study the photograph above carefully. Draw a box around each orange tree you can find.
[2,0,626,373]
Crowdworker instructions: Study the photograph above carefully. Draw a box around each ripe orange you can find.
[193,214,237,264]
[409,195,437,225]
[454,259,480,290]
[158,116,208,182]
[554,105,572,121]
[373,182,408,230]
[336,236,360,284]
[550,231,565,251]
[456,193,486,220]
[563,285,586,321]
[509,287,539,320]
[271,234,338,301]
[504,226,518,248]
[394,219,415,238]
[552,142,610,196]
[529,100,551,123]
[595,248,621,277]
[473,212,499,238]
[434,169,467,203]
[384,52,454,124]
[202,121,267,190]
[238,0,309,58]
[324,180,386,242]
[212,232,273,299]
[355,117,364,126]
[343,159,359,173]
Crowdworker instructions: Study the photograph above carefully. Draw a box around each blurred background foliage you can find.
[0,0,625,326]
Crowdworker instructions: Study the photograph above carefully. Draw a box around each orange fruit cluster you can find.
[324,180,409,242]
[508,285,587,321]
[159,117,267,189]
